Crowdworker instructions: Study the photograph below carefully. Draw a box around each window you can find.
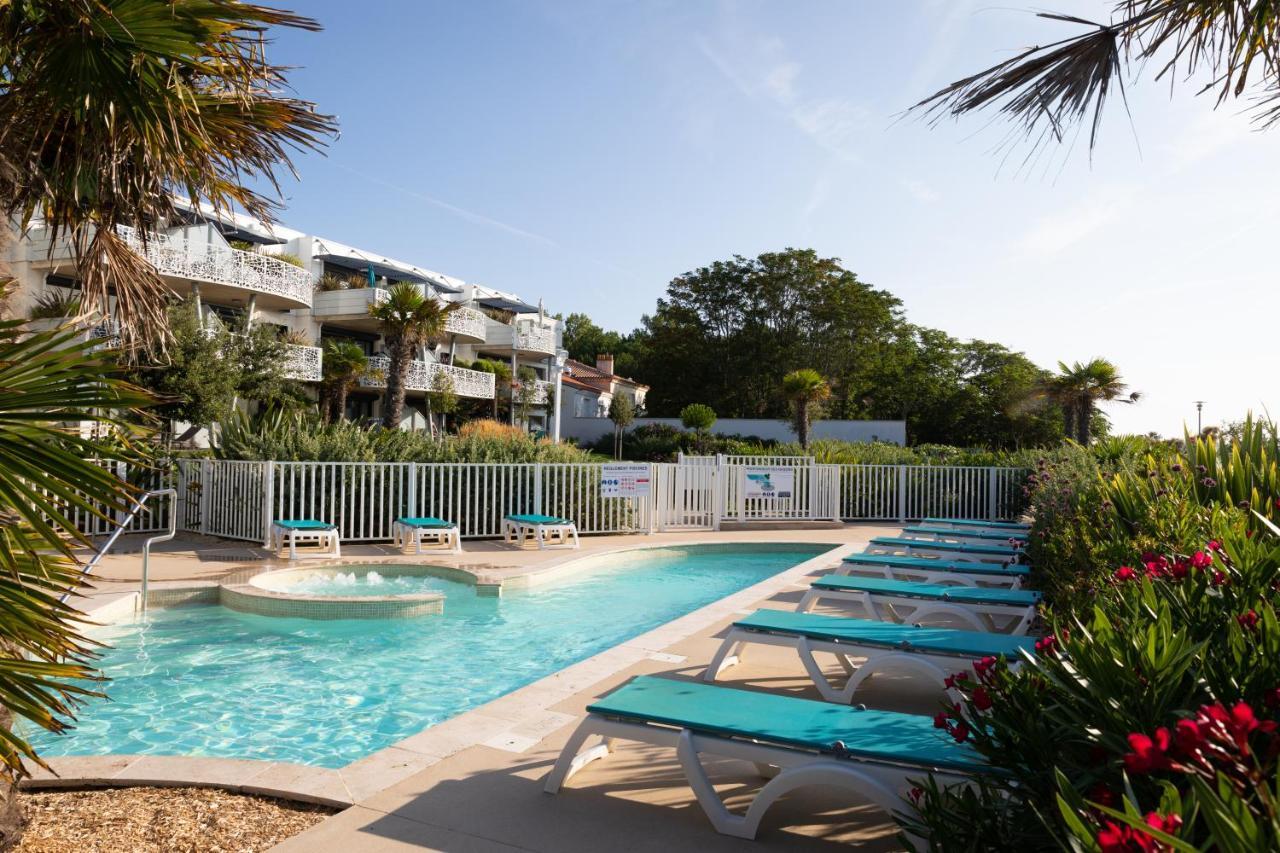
[574,392,594,418]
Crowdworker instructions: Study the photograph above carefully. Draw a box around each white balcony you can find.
[118,226,312,310]
[360,355,496,399]
[530,378,555,405]
[442,305,487,342]
[282,344,323,382]
[514,323,556,355]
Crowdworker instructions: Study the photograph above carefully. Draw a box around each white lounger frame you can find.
[502,518,580,550]
[864,541,1018,565]
[391,521,461,555]
[545,714,964,848]
[836,561,1026,590]
[269,523,340,561]
[704,628,1006,705]
[797,585,1037,635]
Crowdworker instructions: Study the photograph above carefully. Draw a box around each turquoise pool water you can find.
[30,543,828,768]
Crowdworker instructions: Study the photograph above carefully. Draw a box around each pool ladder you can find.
[60,488,176,613]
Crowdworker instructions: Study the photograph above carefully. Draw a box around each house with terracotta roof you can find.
[559,355,648,423]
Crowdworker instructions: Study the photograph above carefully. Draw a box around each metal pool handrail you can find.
[60,488,176,606]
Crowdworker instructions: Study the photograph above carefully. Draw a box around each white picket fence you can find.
[84,458,1026,544]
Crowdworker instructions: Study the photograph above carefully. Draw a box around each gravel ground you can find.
[16,787,337,853]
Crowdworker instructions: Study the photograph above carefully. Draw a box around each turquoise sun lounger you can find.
[705,609,1035,704]
[392,516,461,554]
[923,517,1030,533]
[502,513,579,549]
[902,525,1029,545]
[799,575,1041,634]
[840,553,1030,589]
[269,519,340,560]
[546,675,985,844]
[866,536,1025,564]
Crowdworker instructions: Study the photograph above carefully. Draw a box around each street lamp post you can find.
[1194,400,1206,436]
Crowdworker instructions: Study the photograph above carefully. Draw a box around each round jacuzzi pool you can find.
[219,564,486,620]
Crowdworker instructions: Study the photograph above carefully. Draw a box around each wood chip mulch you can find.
[16,787,338,853]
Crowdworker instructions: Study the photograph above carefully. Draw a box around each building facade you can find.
[4,206,568,438]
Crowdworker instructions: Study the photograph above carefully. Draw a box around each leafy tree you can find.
[514,365,540,429]
[1035,359,1140,445]
[369,283,455,429]
[912,2,1280,154]
[319,340,369,423]
[0,0,335,353]
[424,370,459,436]
[560,312,639,376]
[781,369,831,449]
[609,394,636,459]
[680,403,716,433]
[130,301,236,431]
[229,319,306,410]
[471,358,512,421]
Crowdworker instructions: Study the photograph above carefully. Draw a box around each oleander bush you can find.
[903,416,1280,852]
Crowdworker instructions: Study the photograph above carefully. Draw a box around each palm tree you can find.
[369,284,457,429]
[912,4,1280,156]
[0,304,155,815]
[1038,359,1140,445]
[782,369,831,450]
[0,1,336,353]
[319,340,369,423]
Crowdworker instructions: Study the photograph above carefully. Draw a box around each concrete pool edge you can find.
[23,537,865,808]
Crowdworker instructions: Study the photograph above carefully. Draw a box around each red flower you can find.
[971,686,993,712]
[1211,570,1228,586]
[1034,635,1059,657]
[943,671,969,691]
[1114,566,1138,582]
[1173,718,1206,756]
[949,720,970,743]
[1238,610,1260,631]
[1123,729,1172,774]
[973,656,997,680]
[1088,783,1118,808]
[1207,540,1222,552]
[932,711,949,730]
[1190,551,1213,569]
[1144,811,1182,836]
[907,786,924,806]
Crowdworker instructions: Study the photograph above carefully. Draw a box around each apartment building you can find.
[3,206,567,438]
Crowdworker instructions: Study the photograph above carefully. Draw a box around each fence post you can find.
[533,463,543,516]
[896,465,907,523]
[645,463,656,534]
[987,467,999,520]
[807,459,818,519]
[261,460,274,548]
[712,461,723,531]
[408,461,418,517]
[199,459,211,533]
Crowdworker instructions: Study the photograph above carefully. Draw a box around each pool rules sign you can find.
[600,463,651,498]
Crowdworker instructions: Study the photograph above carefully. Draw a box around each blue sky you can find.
[266,1,1278,437]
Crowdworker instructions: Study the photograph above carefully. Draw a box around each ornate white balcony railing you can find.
[282,344,323,382]
[525,378,554,405]
[443,305,487,340]
[513,323,556,354]
[118,226,313,307]
[360,355,495,399]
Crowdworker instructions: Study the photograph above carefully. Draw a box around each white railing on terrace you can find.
[143,459,1027,545]
[527,378,554,405]
[360,355,496,399]
[117,226,313,306]
[514,323,556,354]
[444,305,487,340]
[282,344,323,382]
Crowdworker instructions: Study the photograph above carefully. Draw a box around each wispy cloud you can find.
[1014,185,1133,256]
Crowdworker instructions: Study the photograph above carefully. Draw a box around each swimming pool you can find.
[31,543,829,768]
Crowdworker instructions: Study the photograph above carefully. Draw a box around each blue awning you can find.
[476,296,540,314]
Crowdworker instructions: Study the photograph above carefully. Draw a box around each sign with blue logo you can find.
[601,463,651,498]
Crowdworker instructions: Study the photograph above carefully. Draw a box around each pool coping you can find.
[21,536,864,808]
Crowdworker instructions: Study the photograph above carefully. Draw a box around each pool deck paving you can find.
[35,523,974,852]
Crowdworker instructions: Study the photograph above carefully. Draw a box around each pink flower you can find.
[1114,566,1138,582]
[933,711,949,730]
[1207,540,1222,552]
[1034,635,1059,657]
[1238,610,1260,631]
[1190,551,1213,569]
[971,686,993,712]
[943,671,969,691]
[973,656,998,680]
[1212,570,1229,586]
[949,720,970,743]
[907,786,924,806]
